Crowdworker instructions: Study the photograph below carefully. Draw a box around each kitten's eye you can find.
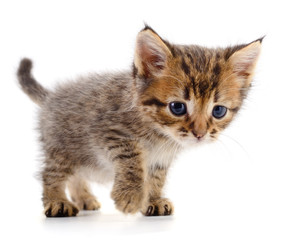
[169,102,187,116]
[212,105,227,119]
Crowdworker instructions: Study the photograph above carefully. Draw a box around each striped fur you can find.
[17,26,262,217]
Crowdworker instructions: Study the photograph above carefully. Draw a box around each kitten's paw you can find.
[83,198,101,210]
[142,198,174,216]
[111,187,144,214]
[73,197,101,211]
[44,200,79,217]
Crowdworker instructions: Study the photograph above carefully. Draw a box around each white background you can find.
[1,0,293,239]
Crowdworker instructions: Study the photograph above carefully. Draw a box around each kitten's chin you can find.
[178,136,213,148]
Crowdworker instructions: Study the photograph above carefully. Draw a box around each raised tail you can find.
[17,58,49,106]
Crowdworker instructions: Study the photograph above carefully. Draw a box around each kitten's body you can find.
[18,26,262,217]
[42,72,179,180]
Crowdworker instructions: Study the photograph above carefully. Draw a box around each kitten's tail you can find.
[17,58,49,106]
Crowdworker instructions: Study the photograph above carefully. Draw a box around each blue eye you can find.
[212,105,227,119]
[169,102,187,116]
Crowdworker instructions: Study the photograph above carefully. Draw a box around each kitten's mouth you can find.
[179,135,209,147]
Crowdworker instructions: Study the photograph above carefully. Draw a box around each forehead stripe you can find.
[190,76,196,96]
[184,86,190,100]
[213,63,221,76]
[181,58,190,76]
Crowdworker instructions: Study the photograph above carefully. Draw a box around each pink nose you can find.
[192,130,206,140]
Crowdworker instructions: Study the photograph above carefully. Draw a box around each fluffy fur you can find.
[17,26,262,217]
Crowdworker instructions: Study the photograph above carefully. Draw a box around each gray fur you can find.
[16,27,261,217]
[17,58,49,105]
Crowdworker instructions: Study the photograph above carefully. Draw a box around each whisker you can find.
[214,137,233,161]
[220,133,251,160]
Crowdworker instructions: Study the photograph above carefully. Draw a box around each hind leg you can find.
[67,175,101,211]
[42,162,79,217]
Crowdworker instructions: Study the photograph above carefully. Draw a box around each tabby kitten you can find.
[17,26,262,217]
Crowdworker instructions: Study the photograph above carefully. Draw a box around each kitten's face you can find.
[134,27,262,146]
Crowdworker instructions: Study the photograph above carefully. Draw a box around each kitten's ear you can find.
[229,38,263,87]
[134,27,172,78]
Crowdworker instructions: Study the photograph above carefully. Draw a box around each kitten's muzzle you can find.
[192,130,206,140]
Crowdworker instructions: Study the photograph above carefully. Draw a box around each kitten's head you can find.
[133,26,262,146]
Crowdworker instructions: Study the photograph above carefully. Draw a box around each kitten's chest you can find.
[144,138,180,169]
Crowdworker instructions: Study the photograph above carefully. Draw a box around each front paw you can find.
[111,186,144,214]
[142,198,174,216]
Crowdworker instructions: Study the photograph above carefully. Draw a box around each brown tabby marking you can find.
[17,25,262,217]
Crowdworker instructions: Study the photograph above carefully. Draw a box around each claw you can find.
[146,206,153,216]
[72,207,79,216]
[164,204,169,215]
[57,203,64,217]
[45,209,51,217]
[153,206,159,216]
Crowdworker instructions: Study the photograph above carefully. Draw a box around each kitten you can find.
[17,25,262,217]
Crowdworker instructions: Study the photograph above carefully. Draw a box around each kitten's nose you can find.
[192,130,206,140]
